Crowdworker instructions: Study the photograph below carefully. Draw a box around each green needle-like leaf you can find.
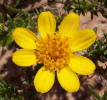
[88,86,103,100]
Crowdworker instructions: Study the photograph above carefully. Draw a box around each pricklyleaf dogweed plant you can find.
[0,77,24,100]
[12,11,96,93]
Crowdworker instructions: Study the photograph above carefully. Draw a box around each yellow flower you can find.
[12,11,96,93]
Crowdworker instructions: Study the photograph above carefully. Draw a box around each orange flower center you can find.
[36,34,71,71]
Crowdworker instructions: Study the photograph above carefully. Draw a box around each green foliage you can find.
[0,77,24,100]
[4,5,28,15]
[56,14,66,25]
[0,14,4,23]
[88,86,107,100]
[64,0,107,19]
[103,90,107,100]
[0,5,37,48]
[0,14,5,36]
[14,0,21,7]
[86,28,107,62]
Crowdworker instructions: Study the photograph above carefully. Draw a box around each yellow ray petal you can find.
[59,12,80,37]
[38,11,56,38]
[70,29,97,52]
[57,67,80,93]
[12,27,37,49]
[34,67,55,93]
[69,54,96,75]
[12,49,37,67]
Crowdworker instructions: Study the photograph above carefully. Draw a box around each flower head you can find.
[12,11,96,93]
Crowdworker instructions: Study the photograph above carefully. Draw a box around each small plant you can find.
[87,29,107,62]
[0,5,37,48]
[88,86,107,100]
[0,76,24,100]
[64,0,107,19]
[12,11,96,93]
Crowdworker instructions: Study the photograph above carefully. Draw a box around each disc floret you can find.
[37,34,71,71]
